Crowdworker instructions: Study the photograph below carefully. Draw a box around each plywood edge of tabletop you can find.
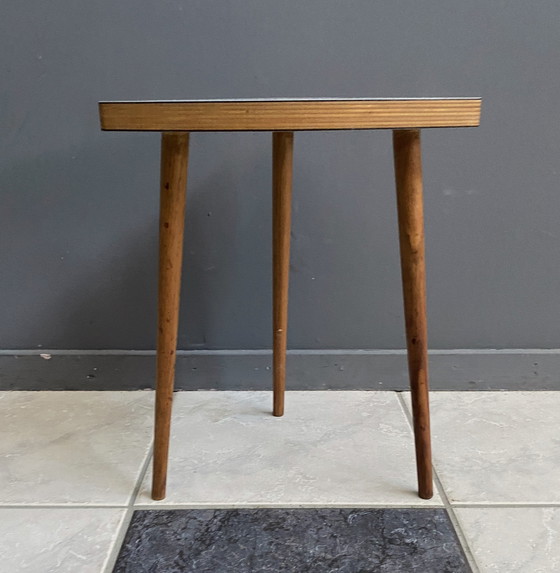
[98,98,482,132]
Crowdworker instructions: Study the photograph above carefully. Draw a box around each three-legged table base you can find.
[151,129,433,501]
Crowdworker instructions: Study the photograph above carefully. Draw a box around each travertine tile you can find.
[0,507,125,573]
[0,391,152,505]
[403,391,560,503]
[136,391,441,506]
[456,507,560,572]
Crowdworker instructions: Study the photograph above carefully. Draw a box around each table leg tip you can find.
[151,485,166,501]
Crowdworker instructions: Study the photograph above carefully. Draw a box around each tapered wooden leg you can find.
[393,129,433,500]
[272,132,294,417]
[152,132,189,500]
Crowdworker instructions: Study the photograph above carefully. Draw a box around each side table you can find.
[99,98,482,500]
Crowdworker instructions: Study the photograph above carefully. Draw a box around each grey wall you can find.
[2,1,560,351]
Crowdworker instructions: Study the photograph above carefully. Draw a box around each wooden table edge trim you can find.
[99,98,481,131]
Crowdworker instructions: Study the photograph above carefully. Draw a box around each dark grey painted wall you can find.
[2,1,560,351]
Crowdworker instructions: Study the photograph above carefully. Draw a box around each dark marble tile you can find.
[114,508,471,573]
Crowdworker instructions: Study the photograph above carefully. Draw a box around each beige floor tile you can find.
[137,391,442,507]
[0,507,125,573]
[403,391,560,503]
[0,391,152,505]
[456,507,560,572]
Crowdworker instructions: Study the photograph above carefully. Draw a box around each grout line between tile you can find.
[99,510,130,573]
[101,441,154,573]
[395,392,481,573]
[132,502,444,510]
[451,502,560,508]
[128,441,154,507]
[2,500,555,510]
[2,500,556,510]
[431,467,481,573]
[0,504,129,509]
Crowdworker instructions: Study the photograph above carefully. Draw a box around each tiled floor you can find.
[1,390,559,572]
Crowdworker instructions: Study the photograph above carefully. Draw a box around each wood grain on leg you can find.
[393,129,433,500]
[272,132,294,417]
[152,132,190,500]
